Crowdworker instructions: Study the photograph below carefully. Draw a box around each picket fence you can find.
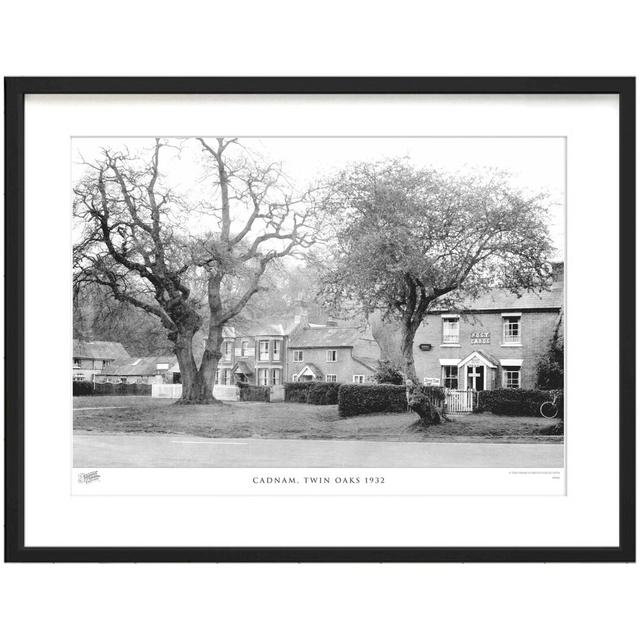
[444,389,477,413]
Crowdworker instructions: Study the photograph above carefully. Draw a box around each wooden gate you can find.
[445,389,477,413]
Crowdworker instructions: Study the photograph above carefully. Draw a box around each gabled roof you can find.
[73,340,130,360]
[100,355,177,376]
[431,286,563,313]
[297,363,324,378]
[458,350,500,369]
[232,361,253,375]
[288,326,373,348]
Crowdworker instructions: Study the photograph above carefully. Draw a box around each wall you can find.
[414,309,561,389]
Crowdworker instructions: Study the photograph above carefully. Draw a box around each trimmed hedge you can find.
[73,380,94,396]
[306,382,342,405]
[95,383,152,396]
[338,383,408,417]
[238,383,270,402]
[285,382,314,403]
[476,388,563,417]
[284,381,342,405]
[73,382,152,396]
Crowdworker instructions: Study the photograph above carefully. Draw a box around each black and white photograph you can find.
[72,135,565,472]
[6,77,632,564]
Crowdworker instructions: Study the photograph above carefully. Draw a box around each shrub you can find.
[536,332,564,390]
[238,383,270,402]
[73,380,94,396]
[373,360,404,385]
[338,383,408,417]
[284,382,314,403]
[476,388,559,417]
[306,382,341,405]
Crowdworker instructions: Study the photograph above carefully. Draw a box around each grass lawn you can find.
[74,396,563,443]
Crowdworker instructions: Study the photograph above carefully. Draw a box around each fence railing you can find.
[444,388,477,413]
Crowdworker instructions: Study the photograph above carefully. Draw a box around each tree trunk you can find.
[408,386,442,428]
[173,328,222,404]
[400,320,419,383]
[194,323,224,404]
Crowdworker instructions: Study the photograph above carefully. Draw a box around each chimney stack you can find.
[293,311,309,328]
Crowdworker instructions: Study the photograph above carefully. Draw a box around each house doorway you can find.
[466,364,485,391]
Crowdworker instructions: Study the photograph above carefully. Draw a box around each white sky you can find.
[73,136,565,257]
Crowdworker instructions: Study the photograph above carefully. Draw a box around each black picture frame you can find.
[4,77,636,563]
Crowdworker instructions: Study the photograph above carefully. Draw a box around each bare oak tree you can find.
[74,138,320,403]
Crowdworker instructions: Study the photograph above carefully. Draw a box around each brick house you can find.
[287,321,380,384]
[215,324,287,387]
[72,340,130,381]
[214,316,380,387]
[413,263,564,391]
[95,355,180,385]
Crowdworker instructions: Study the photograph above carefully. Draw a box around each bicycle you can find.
[540,391,561,419]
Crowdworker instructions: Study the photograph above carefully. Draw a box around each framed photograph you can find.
[4,77,635,562]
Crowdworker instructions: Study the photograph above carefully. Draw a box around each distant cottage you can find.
[287,323,379,384]
[72,340,130,382]
[95,355,180,385]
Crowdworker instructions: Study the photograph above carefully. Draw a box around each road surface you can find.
[74,433,563,468]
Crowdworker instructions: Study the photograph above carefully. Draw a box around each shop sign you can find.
[470,331,490,344]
